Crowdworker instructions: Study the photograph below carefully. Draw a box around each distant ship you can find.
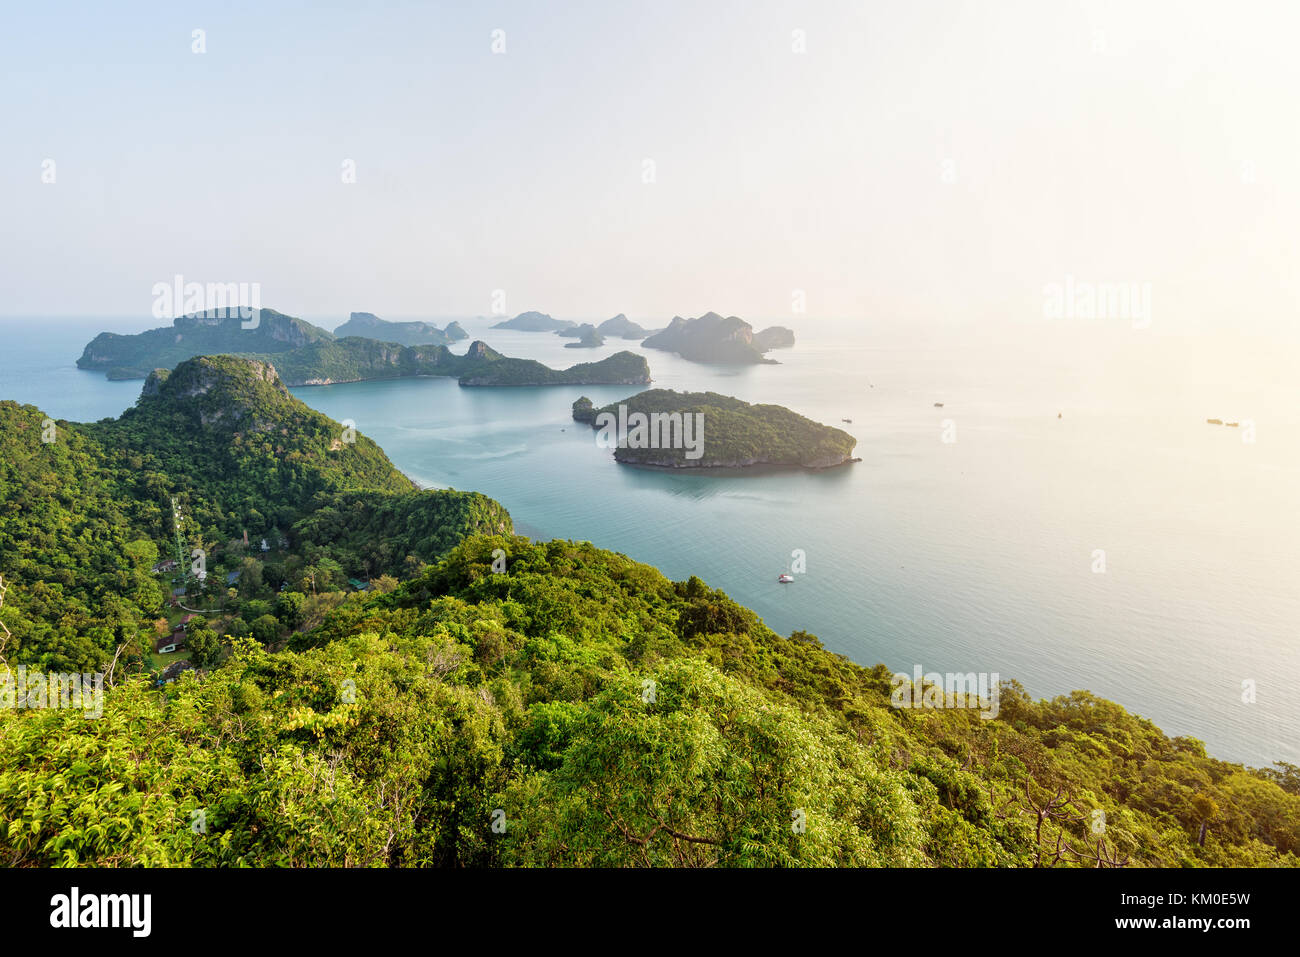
[841,417,852,423]
[777,574,794,583]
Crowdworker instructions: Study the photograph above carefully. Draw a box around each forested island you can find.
[642,312,795,364]
[454,341,647,385]
[490,311,576,332]
[75,310,650,387]
[0,355,510,674]
[332,312,468,345]
[595,314,654,339]
[0,355,1296,867]
[558,323,597,340]
[78,308,331,378]
[573,389,858,469]
[562,325,606,348]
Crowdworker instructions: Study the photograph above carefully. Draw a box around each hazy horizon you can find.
[4,0,1300,335]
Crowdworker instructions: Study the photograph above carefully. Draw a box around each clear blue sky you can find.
[3,0,1298,330]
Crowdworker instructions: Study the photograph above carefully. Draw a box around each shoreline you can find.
[611,455,862,474]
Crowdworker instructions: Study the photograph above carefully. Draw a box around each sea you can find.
[2,314,1296,768]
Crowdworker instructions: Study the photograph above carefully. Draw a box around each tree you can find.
[238,557,263,595]
[250,613,281,645]
[186,626,221,667]
[1191,793,1220,847]
[243,599,272,621]
[499,660,924,867]
[274,591,305,630]
[0,574,14,665]
[122,539,158,569]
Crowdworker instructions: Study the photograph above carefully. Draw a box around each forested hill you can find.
[0,356,510,673]
[107,356,415,503]
[573,389,857,469]
[77,308,334,379]
[0,533,1296,867]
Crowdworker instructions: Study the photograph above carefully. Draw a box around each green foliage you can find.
[2,534,1293,868]
[290,489,511,577]
[3,358,1295,869]
[0,356,511,667]
[249,614,280,646]
[77,309,334,380]
[0,402,163,672]
[452,344,650,387]
[186,626,221,667]
[275,592,305,629]
[578,389,857,468]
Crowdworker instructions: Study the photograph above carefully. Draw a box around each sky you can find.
[3,0,1299,332]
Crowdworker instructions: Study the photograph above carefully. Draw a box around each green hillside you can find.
[0,356,511,672]
[1,534,1295,867]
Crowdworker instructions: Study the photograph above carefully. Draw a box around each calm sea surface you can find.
[3,315,1296,767]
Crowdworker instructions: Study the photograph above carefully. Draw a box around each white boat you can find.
[777,574,794,583]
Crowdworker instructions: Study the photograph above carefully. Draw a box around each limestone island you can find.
[333,311,468,345]
[752,325,796,350]
[560,325,606,348]
[76,309,650,387]
[490,311,577,332]
[596,314,655,339]
[455,341,645,386]
[572,389,857,470]
[641,312,795,364]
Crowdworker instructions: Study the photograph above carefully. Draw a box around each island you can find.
[572,389,857,469]
[641,312,795,364]
[78,308,333,379]
[562,325,606,349]
[75,309,650,387]
[752,325,796,350]
[455,341,646,386]
[596,313,654,339]
[490,311,577,332]
[333,311,468,346]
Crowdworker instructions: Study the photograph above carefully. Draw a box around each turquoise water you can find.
[3,316,1297,767]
